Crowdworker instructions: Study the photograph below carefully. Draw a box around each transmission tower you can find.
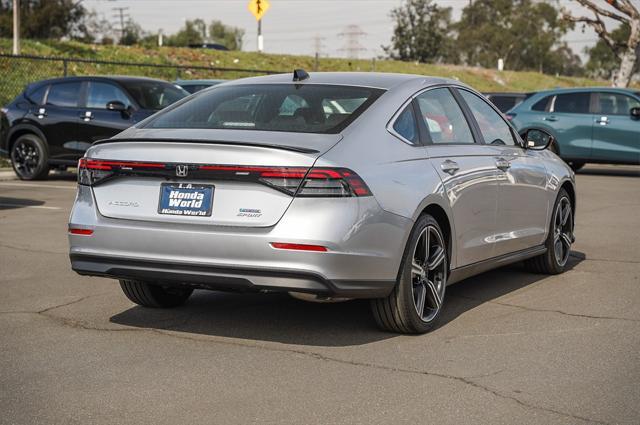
[112,7,130,41]
[312,34,326,57]
[338,25,367,59]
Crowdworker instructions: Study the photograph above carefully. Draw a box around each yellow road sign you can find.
[248,0,270,21]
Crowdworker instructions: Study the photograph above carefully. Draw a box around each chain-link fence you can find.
[0,53,284,106]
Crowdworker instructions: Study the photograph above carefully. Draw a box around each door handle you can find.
[33,108,47,119]
[595,116,609,126]
[543,116,557,122]
[495,157,511,171]
[80,111,94,121]
[440,160,459,175]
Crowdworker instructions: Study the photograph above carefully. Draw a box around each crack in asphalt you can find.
[0,293,609,425]
[451,294,640,323]
[0,242,66,255]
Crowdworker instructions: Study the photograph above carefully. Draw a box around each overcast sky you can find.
[84,0,633,62]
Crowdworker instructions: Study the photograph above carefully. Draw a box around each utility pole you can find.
[12,0,20,55]
[338,25,367,59]
[111,6,130,42]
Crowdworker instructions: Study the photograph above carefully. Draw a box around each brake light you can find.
[78,158,166,185]
[77,159,372,197]
[270,242,328,252]
[505,113,516,121]
[260,167,372,197]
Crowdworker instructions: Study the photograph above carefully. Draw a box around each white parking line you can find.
[0,182,76,190]
[0,203,61,210]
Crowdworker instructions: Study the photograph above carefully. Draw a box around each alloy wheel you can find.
[11,140,40,178]
[411,225,447,322]
[553,197,573,267]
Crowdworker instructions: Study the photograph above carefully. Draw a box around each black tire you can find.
[10,134,50,180]
[119,280,193,308]
[371,214,448,334]
[569,162,585,172]
[525,188,574,275]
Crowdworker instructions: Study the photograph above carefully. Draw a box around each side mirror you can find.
[521,128,555,151]
[630,107,640,119]
[106,100,130,117]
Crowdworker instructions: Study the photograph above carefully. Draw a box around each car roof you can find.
[221,72,459,90]
[174,79,226,85]
[532,86,640,96]
[29,75,172,87]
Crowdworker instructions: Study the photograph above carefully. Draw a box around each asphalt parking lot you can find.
[0,165,639,425]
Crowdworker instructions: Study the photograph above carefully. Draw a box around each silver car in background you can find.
[69,71,576,334]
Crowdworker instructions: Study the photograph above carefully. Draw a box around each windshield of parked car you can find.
[121,81,188,111]
[143,84,384,134]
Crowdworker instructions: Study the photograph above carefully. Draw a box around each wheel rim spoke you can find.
[414,283,426,317]
[411,259,425,278]
[560,232,572,250]
[411,225,447,323]
[425,279,441,310]
[428,246,445,271]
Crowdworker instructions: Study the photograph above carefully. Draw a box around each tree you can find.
[384,0,454,63]
[120,19,144,46]
[165,19,206,47]
[563,0,639,87]
[209,20,244,51]
[0,0,91,40]
[455,0,579,75]
[585,23,630,79]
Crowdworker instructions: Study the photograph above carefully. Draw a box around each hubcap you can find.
[553,197,573,266]
[11,141,40,177]
[411,225,447,322]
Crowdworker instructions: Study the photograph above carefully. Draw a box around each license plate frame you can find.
[157,183,214,217]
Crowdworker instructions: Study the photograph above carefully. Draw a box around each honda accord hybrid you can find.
[69,71,576,334]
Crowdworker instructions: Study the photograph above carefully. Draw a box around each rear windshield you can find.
[121,81,188,111]
[143,84,385,134]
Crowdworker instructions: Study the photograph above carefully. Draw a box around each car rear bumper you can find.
[70,253,395,298]
[69,185,411,298]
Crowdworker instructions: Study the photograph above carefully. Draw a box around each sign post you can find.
[248,0,270,53]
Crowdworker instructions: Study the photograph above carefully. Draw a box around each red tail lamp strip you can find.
[270,242,328,252]
[69,228,94,236]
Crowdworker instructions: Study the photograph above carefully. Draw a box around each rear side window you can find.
[531,96,552,112]
[121,81,187,111]
[553,93,590,114]
[47,82,82,108]
[460,90,515,146]
[392,105,418,144]
[416,88,474,144]
[596,92,640,115]
[26,85,48,105]
[86,82,132,109]
[144,84,384,134]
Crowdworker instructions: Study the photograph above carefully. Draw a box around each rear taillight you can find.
[78,159,371,197]
[78,158,165,186]
[504,113,516,121]
[261,167,371,197]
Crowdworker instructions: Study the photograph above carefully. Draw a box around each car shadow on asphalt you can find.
[0,196,45,210]
[577,166,639,178]
[110,252,586,347]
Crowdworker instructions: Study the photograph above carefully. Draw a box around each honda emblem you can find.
[176,165,188,177]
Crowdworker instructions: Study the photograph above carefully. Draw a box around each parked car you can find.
[69,71,575,334]
[507,87,640,170]
[483,92,532,113]
[174,79,226,94]
[0,76,189,180]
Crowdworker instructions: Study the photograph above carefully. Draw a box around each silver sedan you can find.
[69,71,576,334]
